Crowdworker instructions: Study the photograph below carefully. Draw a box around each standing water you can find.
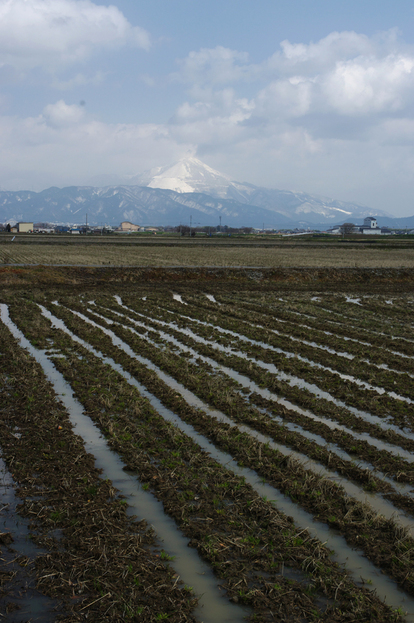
[0,304,248,623]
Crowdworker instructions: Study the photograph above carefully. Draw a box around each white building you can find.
[357,217,384,235]
[328,216,391,236]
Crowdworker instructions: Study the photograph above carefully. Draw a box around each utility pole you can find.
[86,213,88,229]
[190,214,192,236]
[219,216,222,232]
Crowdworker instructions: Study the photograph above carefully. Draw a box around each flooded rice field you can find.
[1,283,414,622]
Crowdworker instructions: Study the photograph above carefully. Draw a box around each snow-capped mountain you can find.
[0,156,395,227]
[133,156,389,223]
[136,156,235,196]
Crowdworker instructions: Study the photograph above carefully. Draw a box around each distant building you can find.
[117,221,140,232]
[17,222,33,233]
[364,217,376,228]
[356,217,389,235]
[328,216,391,235]
[54,226,70,233]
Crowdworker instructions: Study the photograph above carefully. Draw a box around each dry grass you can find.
[1,241,414,268]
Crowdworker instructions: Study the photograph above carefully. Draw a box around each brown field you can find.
[1,234,414,267]
[1,236,414,621]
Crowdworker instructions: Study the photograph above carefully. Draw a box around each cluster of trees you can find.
[172,225,254,236]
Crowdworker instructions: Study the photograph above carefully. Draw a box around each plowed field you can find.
[1,272,414,622]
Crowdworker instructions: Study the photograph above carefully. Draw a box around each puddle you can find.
[1,304,248,623]
[172,293,187,305]
[0,457,58,621]
[204,294,219,304]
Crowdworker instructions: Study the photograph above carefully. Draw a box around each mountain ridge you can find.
[0,156,402,228]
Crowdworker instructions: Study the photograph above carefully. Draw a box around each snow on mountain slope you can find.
[137,156,388,222]
[144,156,233,195]
[0,157,394,227]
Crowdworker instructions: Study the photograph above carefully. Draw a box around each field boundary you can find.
[0,265,413,292]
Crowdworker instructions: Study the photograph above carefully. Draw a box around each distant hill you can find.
[0,157,404,228]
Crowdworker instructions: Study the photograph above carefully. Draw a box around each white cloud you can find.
[4,29,414,215]
[173,30,414,119]
[274,30,381,72]
[171,46,251,86]
[256,77,313,118]
[322,54,414,114]
[0,104,189,190]
[43,100,85,127]
[0,0,150,72]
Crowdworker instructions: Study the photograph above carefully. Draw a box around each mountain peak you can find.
[145,156,232,194]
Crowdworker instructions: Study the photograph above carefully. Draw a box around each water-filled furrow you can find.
[61,306,372,487]
[230,299,414,358]
[0,457,58,622]
[102,303,359,462]
[115,301,381,401]
[18,306,414,618]
[111,299,414,452]
[159,306,413,403]
[111,316,414,498]
[0,304,247,623]
[303,302,414,344]
[58,302,414,527]
[96,306,355,455]
[184,296,356,361]
[254,323,414,378]
[132,296,414,398]
[196,302,414,378]
[98,303,414,473]
[191,296,414,381]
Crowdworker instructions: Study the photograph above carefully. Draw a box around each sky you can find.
[2,1,414,215]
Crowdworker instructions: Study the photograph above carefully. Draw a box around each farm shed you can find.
[17,222,33,233]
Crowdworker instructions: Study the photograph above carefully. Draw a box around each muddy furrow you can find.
[90,301,414,480]
[138,298,414,400]
[143,295,414,392]
[0,313,199,623]
[14,297,414,606]
[102,297,414,445]
[211,293,414,358]
[103,297,414,432]
[7,300,410,622]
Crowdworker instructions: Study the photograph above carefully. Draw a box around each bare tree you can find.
[339,222,355,236]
